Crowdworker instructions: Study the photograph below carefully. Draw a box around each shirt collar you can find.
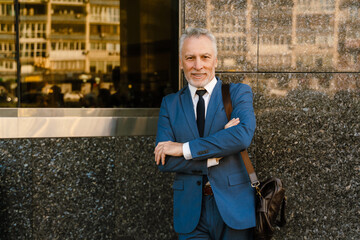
[188,77,217,99]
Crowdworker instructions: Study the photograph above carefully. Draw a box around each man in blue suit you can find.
[154,28,256,239]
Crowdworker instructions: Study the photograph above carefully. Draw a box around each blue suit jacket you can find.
[156,79,256,234]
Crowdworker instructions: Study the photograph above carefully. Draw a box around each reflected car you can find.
[64,91,84,107]
[0,92,18,104]
[0,86,18,104]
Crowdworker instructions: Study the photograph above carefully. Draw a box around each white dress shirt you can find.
[183,77,219,167]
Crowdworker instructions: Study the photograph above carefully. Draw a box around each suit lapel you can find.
[204,80,223,137]
[180,86,199,138]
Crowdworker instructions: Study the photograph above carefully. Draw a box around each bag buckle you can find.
[251,181,260,188]
[251,181,262,197]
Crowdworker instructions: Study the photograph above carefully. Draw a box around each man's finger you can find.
[155,151,160,165]
[225,118,240,129]
[154,143,164,162]
[161,151,166,165]
[156,151,162,165]
[155,146,162,165]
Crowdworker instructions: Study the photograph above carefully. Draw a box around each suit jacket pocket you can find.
[228,173,249,186]
[172,180,184,190]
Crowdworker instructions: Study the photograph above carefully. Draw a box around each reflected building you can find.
[0,1,16,77]
[0,0,358,106]
[256,0,293,71]
[0,1,17,106]
[196,0,359,72]
[294,0,338,71]
[198,0,343,72]
[0,0,120,106]
[338,0,360,71]
[89,0,120,75]
[49,0,88,74]
[192,0,359,96]
[207,0,248,71]
[0,0,178,107]
[185,0,251,71]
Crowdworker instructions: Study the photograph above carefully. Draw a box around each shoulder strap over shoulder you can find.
[221,83,232,121]
[221,83,260,188]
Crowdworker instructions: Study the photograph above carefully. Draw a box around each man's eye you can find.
[186,57,193,60]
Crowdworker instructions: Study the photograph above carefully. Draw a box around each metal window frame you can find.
[0,108,159,138]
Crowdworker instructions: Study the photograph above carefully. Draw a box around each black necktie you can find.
[196,89,208,185]
[196,89,207,137]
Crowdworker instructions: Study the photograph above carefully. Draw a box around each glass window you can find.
[0,3,17,107]
[115,0,179,108]
[0,0,178,108]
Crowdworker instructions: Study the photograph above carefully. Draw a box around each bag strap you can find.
[277,197,287,227]
[221,84,260,188]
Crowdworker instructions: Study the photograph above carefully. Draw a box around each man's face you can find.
[180,36,218,88]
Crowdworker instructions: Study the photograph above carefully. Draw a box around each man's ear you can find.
[215,57,218,68]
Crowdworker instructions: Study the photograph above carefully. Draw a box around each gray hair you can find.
[179,27,217,58]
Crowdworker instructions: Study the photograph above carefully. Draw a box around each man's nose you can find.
[194,58,203,70]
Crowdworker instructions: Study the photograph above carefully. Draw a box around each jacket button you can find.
[196,181,201,186]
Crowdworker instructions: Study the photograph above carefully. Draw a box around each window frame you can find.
[0,0,181,138]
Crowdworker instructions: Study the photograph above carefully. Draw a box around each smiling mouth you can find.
[191,73,206,78]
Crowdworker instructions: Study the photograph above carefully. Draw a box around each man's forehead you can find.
[182,36,215,54]
[184,35,212,44]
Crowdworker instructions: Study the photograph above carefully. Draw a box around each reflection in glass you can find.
[185,0,360,73]
[0,0,178,108]
[119,0,178,107]
[16,0,120,107]
[0,2,17,107]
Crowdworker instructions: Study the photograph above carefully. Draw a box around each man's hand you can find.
[154,141,183,166]
[225,118,240,129]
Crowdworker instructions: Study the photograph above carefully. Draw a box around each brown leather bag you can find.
[221,84,287,240]
[254,177,286,239]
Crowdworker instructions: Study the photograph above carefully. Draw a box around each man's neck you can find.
[188,77,217,97]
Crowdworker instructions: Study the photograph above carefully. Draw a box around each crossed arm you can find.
[154,117,240,165]
[154,84,255,173]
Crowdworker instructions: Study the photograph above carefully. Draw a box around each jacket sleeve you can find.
[189,84,256,160]
[156,96,208,174]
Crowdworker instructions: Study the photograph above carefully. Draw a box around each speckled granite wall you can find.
[1,0,359,239]
[0,137,176,240]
